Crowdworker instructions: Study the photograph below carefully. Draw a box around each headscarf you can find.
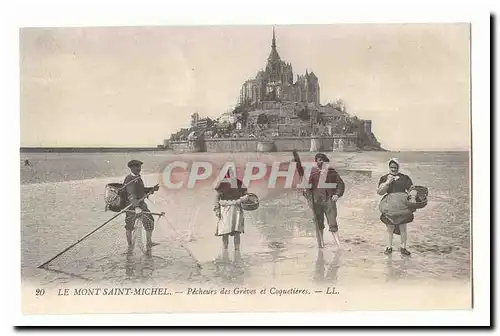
[388,157,400,167]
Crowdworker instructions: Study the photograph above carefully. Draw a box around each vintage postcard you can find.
[13,9,489,325]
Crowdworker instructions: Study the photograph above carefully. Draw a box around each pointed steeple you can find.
[272,26,276,49]
[267,26,281,63]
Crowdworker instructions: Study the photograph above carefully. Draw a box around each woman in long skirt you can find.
[377,158,416,256]
[213,171,249,251]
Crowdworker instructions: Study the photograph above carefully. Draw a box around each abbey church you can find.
[239,28,321,107]
[167,27,382,150]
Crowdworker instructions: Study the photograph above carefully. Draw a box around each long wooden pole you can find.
[37,190,156,269]
[292,150,324,248]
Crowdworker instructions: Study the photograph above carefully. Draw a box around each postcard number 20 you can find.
[35,288,45,296]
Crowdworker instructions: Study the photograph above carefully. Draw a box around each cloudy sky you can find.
[20,24,470,150]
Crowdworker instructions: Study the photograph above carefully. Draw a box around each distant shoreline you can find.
[19,147,470,154]
[19,147,168,153]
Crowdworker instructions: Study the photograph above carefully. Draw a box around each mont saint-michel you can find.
[168,27,383,153]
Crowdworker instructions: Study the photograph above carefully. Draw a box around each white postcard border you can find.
[2,0,492,328]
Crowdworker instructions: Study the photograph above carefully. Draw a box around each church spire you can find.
[267,26,281,63]
[272,26,276,49]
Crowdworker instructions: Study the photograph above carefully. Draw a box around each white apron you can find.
[216,201,245,236]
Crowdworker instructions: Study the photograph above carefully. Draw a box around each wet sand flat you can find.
[20,151,471,311]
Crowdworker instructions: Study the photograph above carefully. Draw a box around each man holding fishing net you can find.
[124,159,160,249]
[36,160,162,272]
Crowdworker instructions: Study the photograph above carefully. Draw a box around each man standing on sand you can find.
[303,153,345,249]
[124,159,160,249]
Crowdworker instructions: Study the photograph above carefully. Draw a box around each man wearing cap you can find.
[124,159,160,248]
[304,153,345,249]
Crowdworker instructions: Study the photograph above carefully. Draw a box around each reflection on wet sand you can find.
[254,195,317,241]
[212,250,246,285]
[255,203,293,241]
[196,195,346,285]
[24,152,471,287]
[314,249,341,283]
[97,246,171,284]
[22,150,470,291]
[125,247,155,279]
[268,249,286,279]
[385,255,410,281]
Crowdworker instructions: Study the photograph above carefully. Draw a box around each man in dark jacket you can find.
[304,153,345,249]
[124,159,160,248]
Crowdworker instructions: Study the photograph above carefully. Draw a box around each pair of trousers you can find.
[307,197,339,233]
[125,202,155,232]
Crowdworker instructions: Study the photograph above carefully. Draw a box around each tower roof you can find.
[267,26,281,63]
[272,26,276,48]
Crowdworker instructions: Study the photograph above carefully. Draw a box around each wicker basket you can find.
[241,193,259,211]
[105,183,128,212]
[408,185,428,209]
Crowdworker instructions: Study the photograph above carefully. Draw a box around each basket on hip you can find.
[409,185,428,209]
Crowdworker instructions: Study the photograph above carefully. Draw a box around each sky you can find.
[20,24,470,150]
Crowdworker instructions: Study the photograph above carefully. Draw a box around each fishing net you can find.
[36,195,203,285]
[37,212,140,283]
[131,216,147,254]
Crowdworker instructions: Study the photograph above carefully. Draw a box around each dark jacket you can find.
[124,174,154,205]
[308,167,345,198]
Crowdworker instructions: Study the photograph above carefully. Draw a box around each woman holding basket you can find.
[377,158,428,256]
[213,169,251,251]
